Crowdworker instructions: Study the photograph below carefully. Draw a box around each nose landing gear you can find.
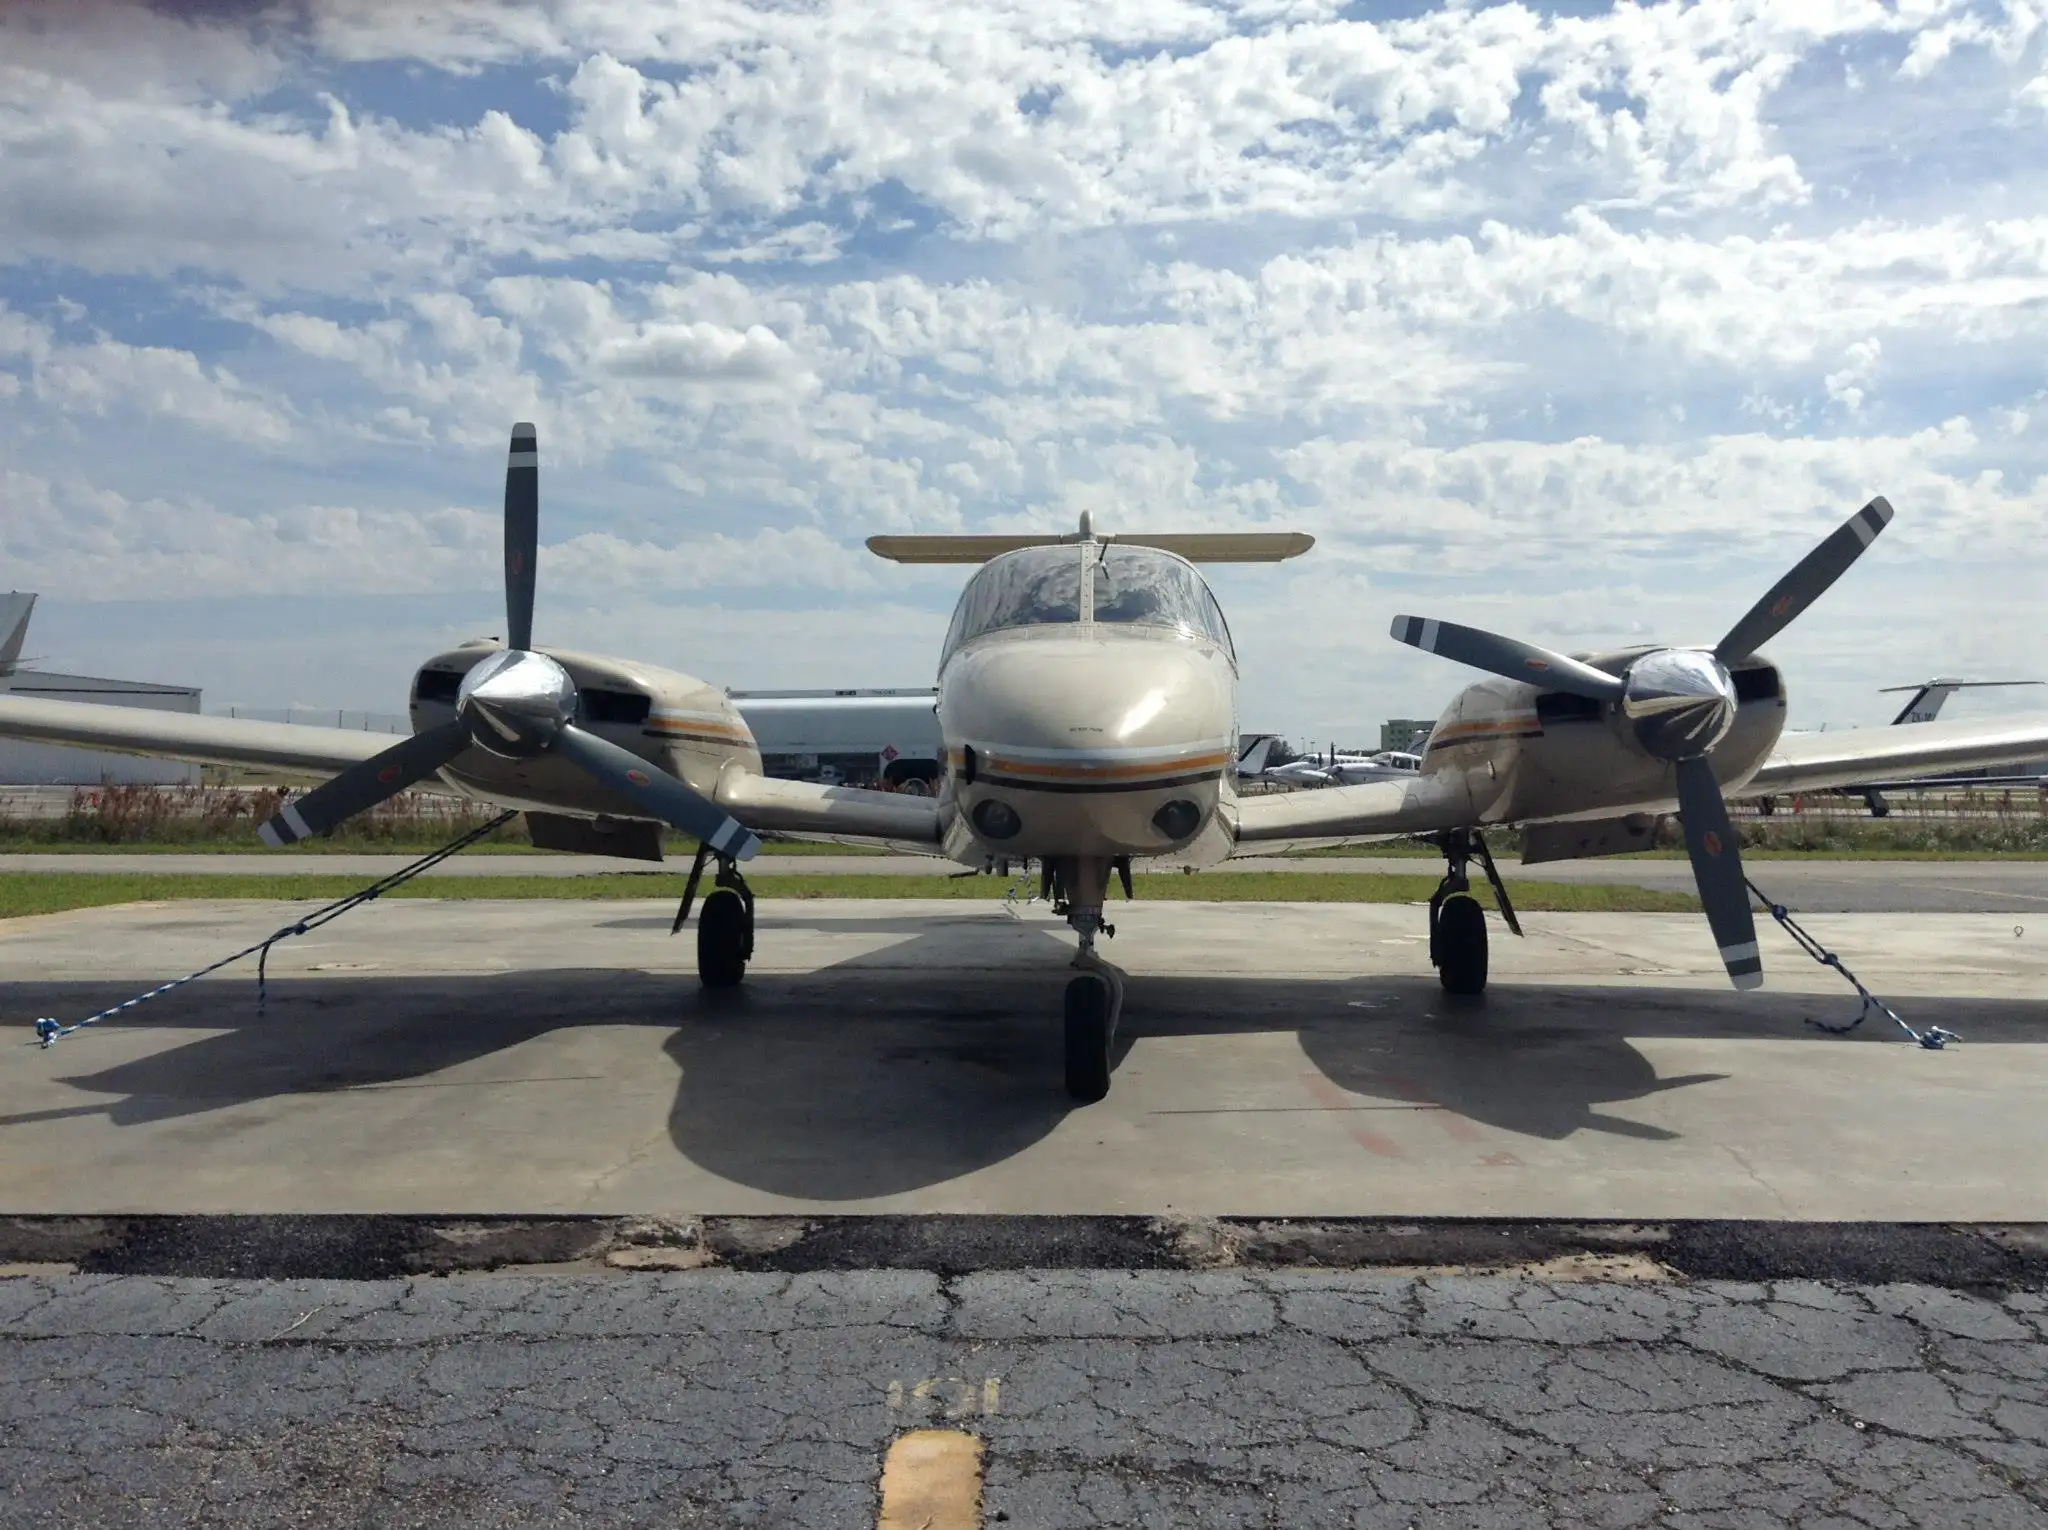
[1052,855,1127,1102]
[674,843,756,989]
[1428,829,1520,997]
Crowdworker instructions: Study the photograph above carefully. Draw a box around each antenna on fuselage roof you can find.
[864,527,1316,565]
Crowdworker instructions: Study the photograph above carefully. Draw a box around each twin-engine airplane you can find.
[5,424,2048,1101]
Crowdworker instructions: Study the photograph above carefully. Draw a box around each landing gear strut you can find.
[1050,856,1127,1102]
[1428,829,1520,997]
[674,843,755,989]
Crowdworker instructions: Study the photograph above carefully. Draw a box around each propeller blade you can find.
[550,724,761,861]
[505,421,539,653]
[256,720,470,847]
[1714,496,1893,665]
[1674,755,1762,990]
[1389,615,1626,703]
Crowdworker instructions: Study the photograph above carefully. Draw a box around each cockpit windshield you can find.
[941,546,1082,658]
[1092,546,1233,654]
[939,542,1236,663]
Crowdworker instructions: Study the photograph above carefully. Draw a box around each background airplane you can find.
[6,429,2048,1101]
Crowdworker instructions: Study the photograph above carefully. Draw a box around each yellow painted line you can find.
[877,1429,984,1530]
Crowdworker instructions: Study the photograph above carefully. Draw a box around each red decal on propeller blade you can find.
[626,769,651,787]
[1703,830,1722,856]
[378,766,402,785]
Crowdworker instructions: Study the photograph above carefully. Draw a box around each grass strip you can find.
[0,871,1698,920]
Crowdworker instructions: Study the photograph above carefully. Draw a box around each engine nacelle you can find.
[410,641,760,816]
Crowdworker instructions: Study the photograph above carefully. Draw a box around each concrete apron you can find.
[1,898,2043,1221]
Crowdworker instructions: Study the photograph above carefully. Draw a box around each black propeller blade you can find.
[1715,496,1892,665]
[257,720,470,847]
[1388,616,1626,703]
[551,725,761,861]
[504,421,539,653]
[1674,756,1761,989]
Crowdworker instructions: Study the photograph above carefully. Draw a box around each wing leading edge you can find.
[0,695,394,777]
[1230,773,1474,855]
[1744,715,2048,796]
[0,694,947,850]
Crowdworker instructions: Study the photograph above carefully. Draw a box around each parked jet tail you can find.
[0,592,34,677]
[1879,678,2045,725]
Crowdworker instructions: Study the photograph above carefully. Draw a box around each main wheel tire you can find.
[698,888,749,990]
[1435,891,1488,995]
[1063,974,1114,1102]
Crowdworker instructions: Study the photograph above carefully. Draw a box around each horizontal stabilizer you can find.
[866,532,1314,565]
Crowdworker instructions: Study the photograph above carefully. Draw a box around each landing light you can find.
[1152,799,1201,840]
[972,797,1022,840]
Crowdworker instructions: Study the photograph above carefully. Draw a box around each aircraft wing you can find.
[1742,715,2048,796]
[0,694,396,777]
[0,693,950,848]
[1230,774,1474,854]
[714,771,945,854]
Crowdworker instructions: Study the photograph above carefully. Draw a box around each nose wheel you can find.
[1063,965,1125,1102]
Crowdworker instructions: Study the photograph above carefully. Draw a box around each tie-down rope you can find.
[29,811,519,1049]
[1745,875,1957,1051]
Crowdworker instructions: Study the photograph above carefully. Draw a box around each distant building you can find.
[1380,717,1434,753]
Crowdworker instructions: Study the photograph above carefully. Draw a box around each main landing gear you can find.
[1428,829,1520,997]
[1049,856,1130,1103]
[673,844,755,989]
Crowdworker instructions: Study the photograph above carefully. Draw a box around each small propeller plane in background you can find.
[5,424,2048,1100]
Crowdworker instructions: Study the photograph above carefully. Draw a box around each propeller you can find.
[259,424,760,861]
[1387,495,1894,990]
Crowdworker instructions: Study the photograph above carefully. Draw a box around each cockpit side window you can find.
[1092,546,1234,658]
[941,546,1083,662]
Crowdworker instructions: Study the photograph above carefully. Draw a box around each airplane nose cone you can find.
[944,635,1234,769]
[459,649,577,757]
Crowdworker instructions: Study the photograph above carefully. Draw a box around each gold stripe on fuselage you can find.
[1424,715,1544,752]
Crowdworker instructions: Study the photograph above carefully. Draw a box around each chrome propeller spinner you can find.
[1388,495,1895,992]
[1619,648,1738,763]
[457,648,578,758]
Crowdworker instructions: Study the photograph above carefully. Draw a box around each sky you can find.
[1,0,2045,742]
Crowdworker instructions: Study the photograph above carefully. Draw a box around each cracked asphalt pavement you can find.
[4,1270,2046,1528]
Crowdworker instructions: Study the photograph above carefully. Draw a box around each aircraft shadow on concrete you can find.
[4,908,2041,1201]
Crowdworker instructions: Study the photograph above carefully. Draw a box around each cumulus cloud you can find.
[0,0,2045,731]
